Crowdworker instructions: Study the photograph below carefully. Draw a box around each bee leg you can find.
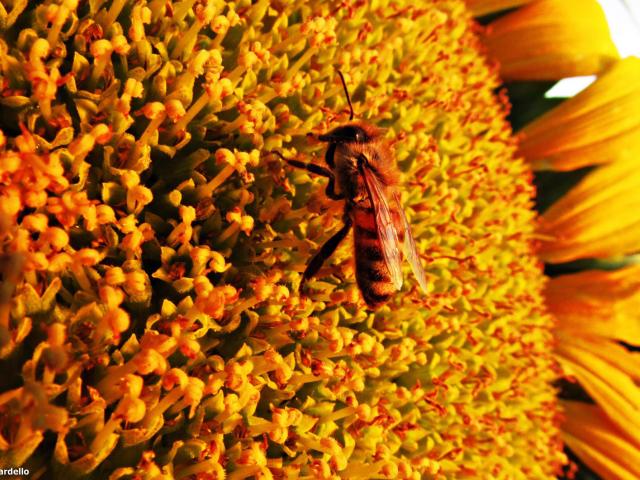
[271,150,333,176]
[324,143,336,168]
[321,144,343,200]
[300,216,353,292]
[270,150,343,200]
[323,177,343,200]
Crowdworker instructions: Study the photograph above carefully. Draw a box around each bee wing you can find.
[393,191,428,293]
[361,165,404,291]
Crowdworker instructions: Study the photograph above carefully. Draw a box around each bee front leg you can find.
[270,150,343,200]
[323,176,342,200]
[300,215,353,292]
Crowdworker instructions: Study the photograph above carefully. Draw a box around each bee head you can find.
[318,124,379,144]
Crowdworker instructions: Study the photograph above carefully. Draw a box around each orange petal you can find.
[483,0,619,81]
[463,0,532,16]
[519,58,640,171]
[556,336,640,443]
[545,266,640,344]
[538,160,640,263]
[562,401,640,480]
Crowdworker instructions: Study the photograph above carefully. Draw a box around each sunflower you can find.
[0,0,635,478]
[468,0,640,478]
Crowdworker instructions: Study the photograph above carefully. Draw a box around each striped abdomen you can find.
[352,203,396,308]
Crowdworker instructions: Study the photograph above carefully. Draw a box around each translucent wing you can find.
[393,191,428,293]
[361,165,403,290]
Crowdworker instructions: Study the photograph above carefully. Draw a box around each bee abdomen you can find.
[354,225,394,308]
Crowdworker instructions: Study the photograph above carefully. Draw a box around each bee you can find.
[273,72,428,308]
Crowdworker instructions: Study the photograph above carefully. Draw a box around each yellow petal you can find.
[519,58,640,171]
[556,337,640,442]
[562,401,640,480]
[538,160,640,263]
[545,266,640,344]
[484,0,619,80]
[560,334,640,383]
[463,0,532,16]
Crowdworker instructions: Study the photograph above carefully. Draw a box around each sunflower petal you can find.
[545,266,640,344]
[562,401,640,480]
[519,58,640,171]
[538,160,640,263]
[560,335,640,383]
[556,337,640,443]
[463,0,532,17]
[484,0,619,80]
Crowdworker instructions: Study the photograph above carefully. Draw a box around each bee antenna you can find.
[337,70,355,121]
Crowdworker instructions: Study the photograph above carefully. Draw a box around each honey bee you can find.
[273,72,428,308]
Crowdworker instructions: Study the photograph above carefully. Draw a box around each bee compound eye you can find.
[344,126,367,143]
[319,125,369,143]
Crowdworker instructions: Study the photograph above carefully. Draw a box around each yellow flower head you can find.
[6,0,638,478]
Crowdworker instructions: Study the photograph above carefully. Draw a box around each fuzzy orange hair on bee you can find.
[273,71,428,308]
